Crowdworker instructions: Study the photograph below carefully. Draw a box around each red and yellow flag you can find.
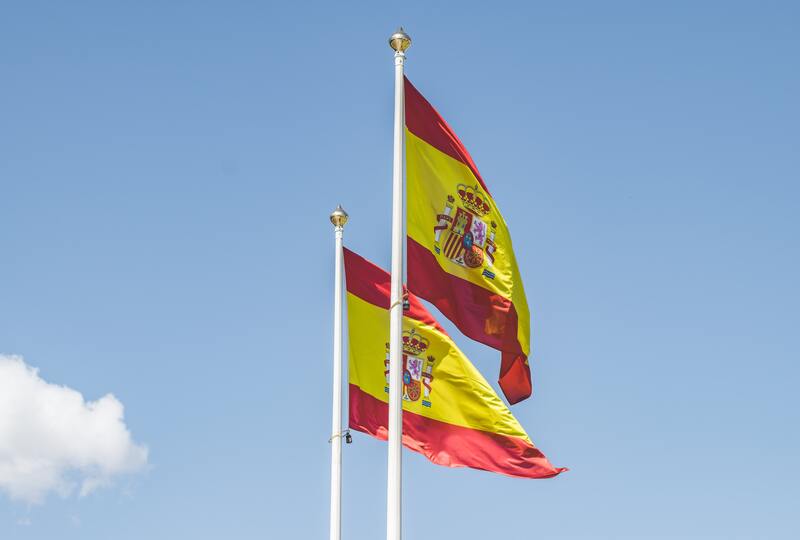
[345,248,564,479]
[405,77,533,404]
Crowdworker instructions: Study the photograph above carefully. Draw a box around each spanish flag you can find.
[405,77,533,404]
[345,248,564,479]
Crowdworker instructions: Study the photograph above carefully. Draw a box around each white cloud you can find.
[0,354,148,504]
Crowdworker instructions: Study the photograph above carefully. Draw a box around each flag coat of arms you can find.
[345,248,564,479]
[404,77,533,404]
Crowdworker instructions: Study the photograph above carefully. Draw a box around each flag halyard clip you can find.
[328,429,353,444]
[389,291,410,311]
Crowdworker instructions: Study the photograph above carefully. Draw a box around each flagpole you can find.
[329,204,348,540]
[387,27,411,540]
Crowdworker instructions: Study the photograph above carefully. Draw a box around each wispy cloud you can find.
[0,354,148,504]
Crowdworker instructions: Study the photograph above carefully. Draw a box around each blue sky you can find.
[1,1,798,538]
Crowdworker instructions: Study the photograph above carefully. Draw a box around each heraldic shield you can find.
[433,184,498,275]
[384,329,435,408]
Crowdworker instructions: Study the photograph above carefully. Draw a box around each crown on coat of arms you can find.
[457,184,491,216]
[402,329,429,356]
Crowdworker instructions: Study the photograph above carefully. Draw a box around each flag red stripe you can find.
[407,237,532,403]
[343,247,447,335]
[349,384,565,479]
[404,77,490,195]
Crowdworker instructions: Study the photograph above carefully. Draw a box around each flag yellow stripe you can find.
[347,292,530,441]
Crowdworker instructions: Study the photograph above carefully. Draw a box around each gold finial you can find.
[388,27,411,53]
[330,204,349,227]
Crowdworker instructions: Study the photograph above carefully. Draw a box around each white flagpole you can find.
[387,27,411,540]
[329,205,348,540]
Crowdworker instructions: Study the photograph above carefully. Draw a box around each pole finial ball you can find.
[330,204,349,227]
[389,27,411,52]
